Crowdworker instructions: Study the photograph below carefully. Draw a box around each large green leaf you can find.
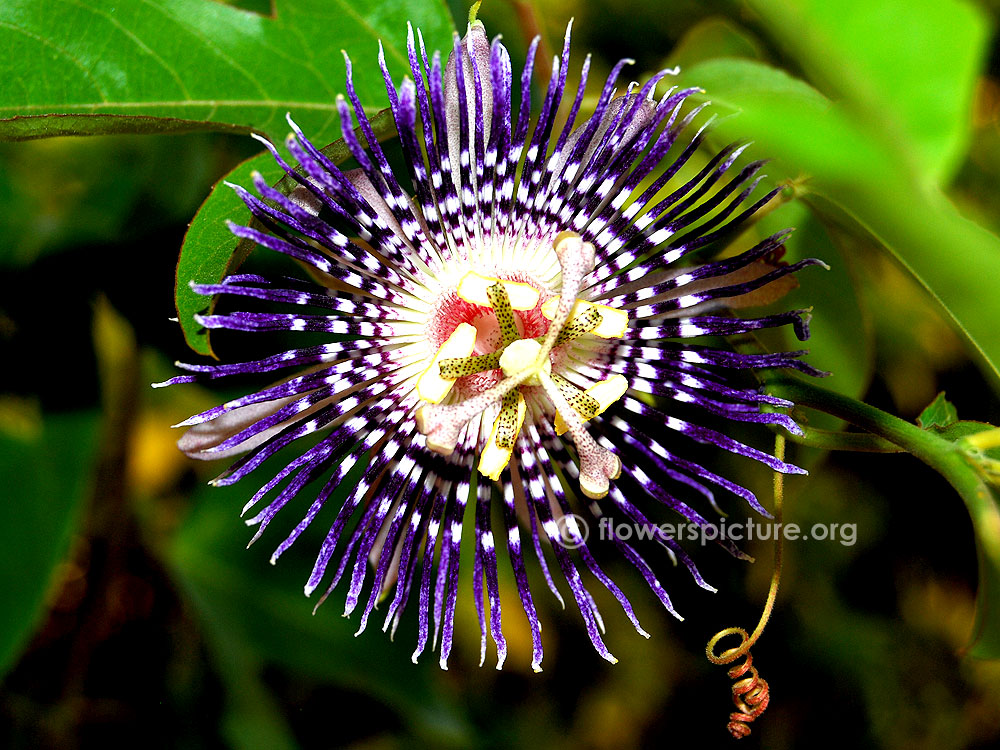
[682,57,1000,388]
[0,0,454,144]
[682,58,889,184]
[664,16,765,70]
[175,149,284,357]
[740,0,986,183]
[0,410,99,677]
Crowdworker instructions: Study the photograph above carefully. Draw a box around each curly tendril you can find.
[706,434,786,738]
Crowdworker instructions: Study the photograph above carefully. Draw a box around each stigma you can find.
[414,232,628,498]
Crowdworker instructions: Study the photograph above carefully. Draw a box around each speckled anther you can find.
[553,374,630,435]
[487,282,520,347]
[553,305,604,346]
[438,351,501,379]
[537,370,622,499]
[551,372,601,419]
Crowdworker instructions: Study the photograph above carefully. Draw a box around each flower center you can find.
[498,339,549,384]
[414,232,629,498]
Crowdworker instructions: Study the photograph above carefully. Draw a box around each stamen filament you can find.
[415,367,535,455]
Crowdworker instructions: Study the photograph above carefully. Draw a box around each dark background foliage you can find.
[3,0,1000,747]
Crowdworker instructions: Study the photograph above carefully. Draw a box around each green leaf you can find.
[817,188,1000,393]
[917,392,959,431]
[740,0,987,183]
[681,58,889,184]
[168,479,472,745]
[697,1,996,384]
[175,109,394,356]
[0,0,454,144]
[175,150,283,357]
[665,16,765,70]
[0,408,99,677]
[682,57,1000,389]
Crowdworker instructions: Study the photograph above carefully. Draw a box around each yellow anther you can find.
[457,271,541,310]
[541,297,629,339]
[494,391,522,449]
[554,374,629,435]
[479,391,527,481]
[416,323,478,403]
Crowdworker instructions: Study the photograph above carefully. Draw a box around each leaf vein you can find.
[55,0,193,99]
[0,20,108,102]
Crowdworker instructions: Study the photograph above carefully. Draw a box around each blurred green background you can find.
[4,0,1000,747]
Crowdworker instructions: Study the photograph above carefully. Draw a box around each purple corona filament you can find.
[158,19,826,671]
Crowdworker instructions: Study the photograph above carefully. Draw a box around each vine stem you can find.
[766,375,1000,655]
[766,376,980,488]
[707,373,935,667]
[782,424,902,453]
